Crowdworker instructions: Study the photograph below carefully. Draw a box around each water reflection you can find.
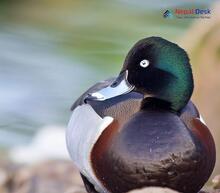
[0,27,112,147]
[0,0,215,149]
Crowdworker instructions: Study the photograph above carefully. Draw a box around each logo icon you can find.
[163,10,173,18]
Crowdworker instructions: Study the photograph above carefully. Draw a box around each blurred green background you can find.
[0,0,219,180]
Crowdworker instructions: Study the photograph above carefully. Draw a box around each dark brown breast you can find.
[89,100,216,193]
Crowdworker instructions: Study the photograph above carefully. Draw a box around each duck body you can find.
[66,37,216,193]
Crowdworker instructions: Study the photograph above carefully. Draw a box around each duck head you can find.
[87,37,194,112]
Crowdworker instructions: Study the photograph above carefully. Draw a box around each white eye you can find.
[140,59,150,68]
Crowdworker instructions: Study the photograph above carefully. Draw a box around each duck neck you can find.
[141,97,173,112]
[158,75,193,112]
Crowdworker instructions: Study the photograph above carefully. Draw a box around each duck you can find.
[66,37,216,193]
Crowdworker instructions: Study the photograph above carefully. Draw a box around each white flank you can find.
[66,104,113,193]
[199,114,206,125]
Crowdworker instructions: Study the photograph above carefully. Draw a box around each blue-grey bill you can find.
[88,70,134,101]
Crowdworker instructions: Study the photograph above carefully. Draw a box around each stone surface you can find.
[0,160,219,193]
[127,187,179,193]
[0,160,84,193]
[213,175,220,189]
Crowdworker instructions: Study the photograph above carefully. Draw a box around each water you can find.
[0,0,213,148]
[0,26,112,148]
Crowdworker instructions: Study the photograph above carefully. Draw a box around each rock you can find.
[127,187,220,193]
[0,160,19,193]
[10,160,84,193]
[208,190,220,193]
[65,187,87,193]
[0,159,219,193]
[127,187,179,193]
[213,175,220,189]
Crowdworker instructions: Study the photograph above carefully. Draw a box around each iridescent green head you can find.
[122,37,194,112]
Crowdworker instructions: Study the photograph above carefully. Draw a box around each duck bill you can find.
[86,70,134,101]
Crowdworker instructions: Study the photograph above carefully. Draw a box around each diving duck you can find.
[66,37,216,193]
